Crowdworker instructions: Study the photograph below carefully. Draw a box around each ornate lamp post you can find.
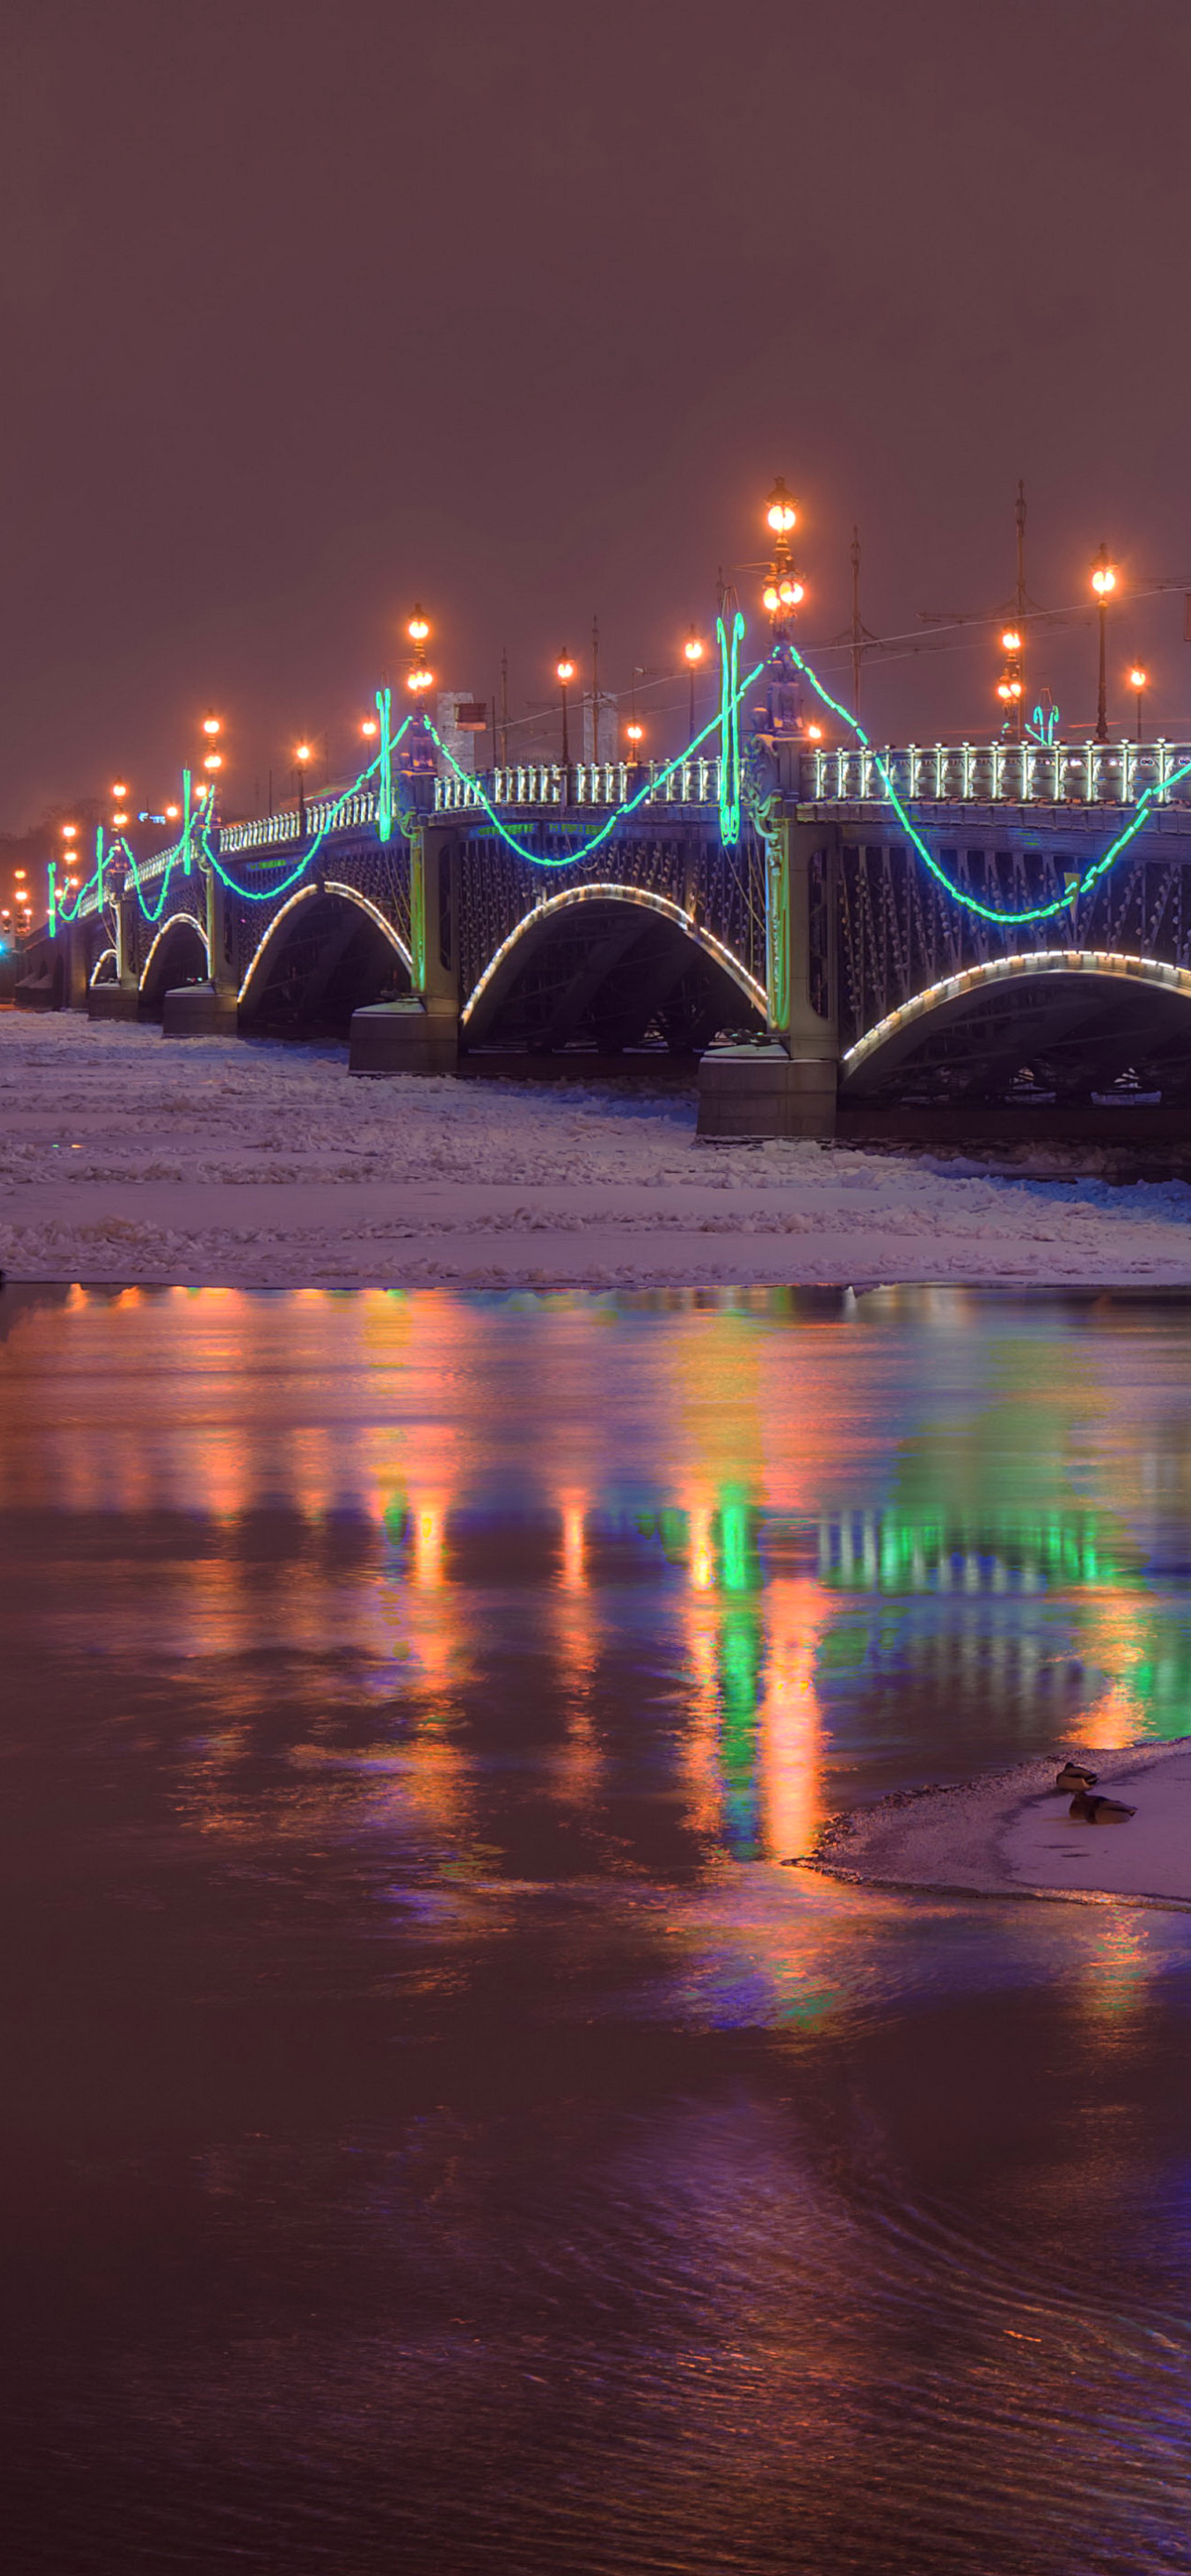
[295,741,313,838]
[1091,545,1117,744]
[1129,665,1147,743]
[683,625,705,738]
[556,652,575,770]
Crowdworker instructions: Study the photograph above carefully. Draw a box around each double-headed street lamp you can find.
[1091,545,1117,743]
[758,477,807,738]
[996,628,1024,739]
[201,711,224,820]
[407,606,434,698]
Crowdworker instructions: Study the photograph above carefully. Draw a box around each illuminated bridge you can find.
[28,637,1191,1135]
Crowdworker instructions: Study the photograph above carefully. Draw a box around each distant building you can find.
[583,691,619,766]
[434,692,487,777]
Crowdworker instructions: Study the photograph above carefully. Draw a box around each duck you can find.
[1069,1790,1135,1824]
[1056,1760,1097,1792]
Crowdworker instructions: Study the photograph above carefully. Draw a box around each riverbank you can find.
[4,1015,1191,1288]
[803,1740,1191,1906]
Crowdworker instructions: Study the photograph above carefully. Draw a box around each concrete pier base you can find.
[86,984,143,1022]
[697,1044,838,1141]
[160,982,240,1039]
[349,999,459,1076]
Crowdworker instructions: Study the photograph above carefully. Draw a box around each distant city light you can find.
[361,717,378,738]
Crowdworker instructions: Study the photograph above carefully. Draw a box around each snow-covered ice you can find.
[2,1012,1191,1289]
[802,1741,1191,1909]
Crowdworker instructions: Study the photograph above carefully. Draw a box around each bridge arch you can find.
[462,883,765,1056]
[138,912,209,1012]
[88,946,119,988]
[843,948,1191,1099]
[237,880,412,1035]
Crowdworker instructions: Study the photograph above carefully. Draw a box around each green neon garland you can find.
[788,641,1191,926]
[427,649,763,868]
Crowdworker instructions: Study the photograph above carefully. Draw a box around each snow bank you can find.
[2,1014,1191,1289]
[803,1741,1191,1907]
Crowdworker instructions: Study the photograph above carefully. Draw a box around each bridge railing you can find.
[220,787,379,856]
[434,756,722,812]
[805,739,1191,807]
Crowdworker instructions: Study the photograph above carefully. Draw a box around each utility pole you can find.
[832,527,877,716]
[591,615,600,763]
[499,648,509,765]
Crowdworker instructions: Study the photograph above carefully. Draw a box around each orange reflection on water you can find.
[758,1576,826,1863]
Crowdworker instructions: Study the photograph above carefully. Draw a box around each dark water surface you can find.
[4,1281,1191,2574]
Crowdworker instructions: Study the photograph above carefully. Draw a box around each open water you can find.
[3,1281,1191,2573]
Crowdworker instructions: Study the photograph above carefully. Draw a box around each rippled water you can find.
[3,1281,1191,2573]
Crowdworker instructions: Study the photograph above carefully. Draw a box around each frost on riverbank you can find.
[1,1013,1190,1290]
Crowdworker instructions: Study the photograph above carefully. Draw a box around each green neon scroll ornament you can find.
[376,685,394,843]
[717,609,745,846]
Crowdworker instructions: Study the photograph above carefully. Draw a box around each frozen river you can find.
[4,1281,1191,2572]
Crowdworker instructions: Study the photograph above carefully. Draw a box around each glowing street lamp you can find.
[557,652,575,768]
[1091,545,1117,743]
[295,740,313,837]
[996,626,1024,740]
[406,606,434,697]
[625,719,645,761]
[761,474,806,739]
[683,626,705,738]
[360,715,378,739]
[1129,664,1147,743]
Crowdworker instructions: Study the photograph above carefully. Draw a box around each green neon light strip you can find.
[426,653,763,869]
[788,641,1191,925]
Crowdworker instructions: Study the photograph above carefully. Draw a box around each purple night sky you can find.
[3,0,1190,834]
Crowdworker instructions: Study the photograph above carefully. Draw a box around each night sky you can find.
[3,0,1191,834]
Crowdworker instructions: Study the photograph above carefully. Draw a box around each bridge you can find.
[22,622,1191,1138]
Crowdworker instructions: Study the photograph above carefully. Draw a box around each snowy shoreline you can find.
[3,1014,1191,1290]
[800,1741,1191,1909]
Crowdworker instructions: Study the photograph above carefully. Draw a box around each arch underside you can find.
[844,953,1191,1102]
[138,913,209,1011]
[462,887,763,1055]
[238,885,411,1033]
